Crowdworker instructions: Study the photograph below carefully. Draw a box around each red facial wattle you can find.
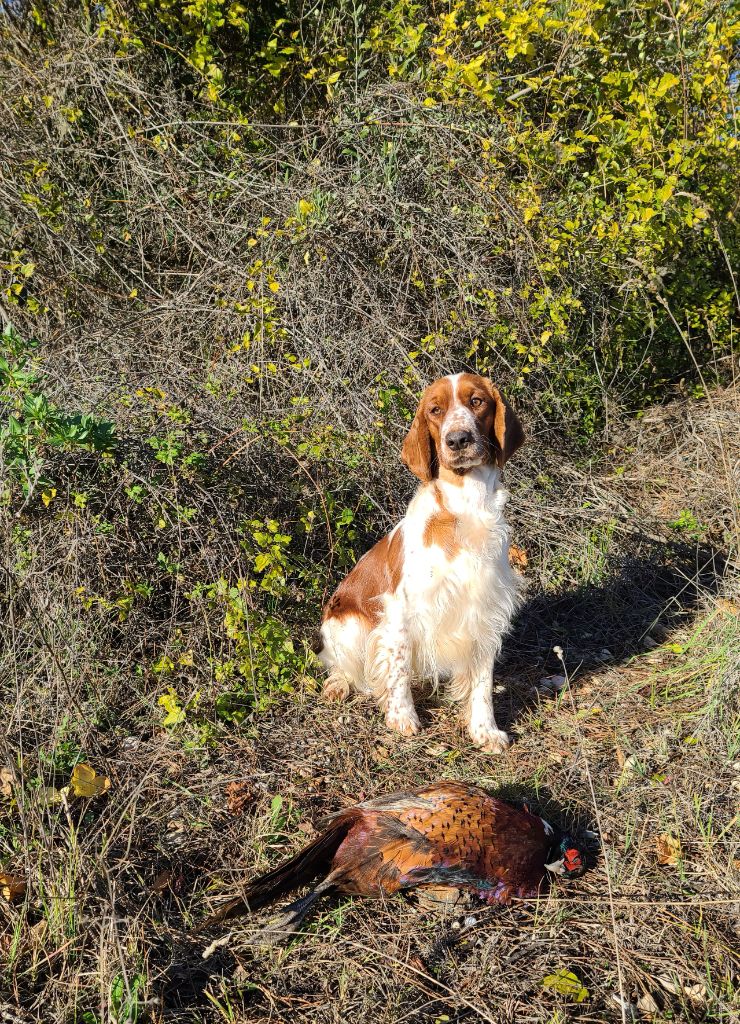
[564,848,582,872]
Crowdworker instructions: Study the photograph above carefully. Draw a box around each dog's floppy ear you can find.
[401,402,435,482]
[486,383,525,468]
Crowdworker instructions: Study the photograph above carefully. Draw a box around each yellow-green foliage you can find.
[16,0,739,428]
[368,0,738,412]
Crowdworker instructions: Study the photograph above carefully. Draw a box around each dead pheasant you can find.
[198,781,587,935]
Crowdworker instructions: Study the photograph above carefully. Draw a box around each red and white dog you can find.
[316,373,525,754]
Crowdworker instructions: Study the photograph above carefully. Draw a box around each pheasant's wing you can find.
[330,813,438,896]
[319,781,483,824]
[331,786,498,896]
[353,780,482,816]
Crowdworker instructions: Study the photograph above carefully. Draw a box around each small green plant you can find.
[241,518,293,596]
[0,323,116,501]
[110,972,146,1024]
[39,732,84,779]
[669,508,705,540]
[81,971,146,1024]
[188,577,312,721]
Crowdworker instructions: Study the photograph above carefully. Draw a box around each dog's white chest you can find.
[400,476,516,673]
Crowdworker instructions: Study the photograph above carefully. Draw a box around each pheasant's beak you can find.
[544,856,565,876]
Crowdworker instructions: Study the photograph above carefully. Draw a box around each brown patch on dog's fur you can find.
[323,529,404,627]
[437,465,467,486]
[422,510,459,559]
[422,486,460,558]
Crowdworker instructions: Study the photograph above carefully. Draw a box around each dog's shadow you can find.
[495,537,726,728]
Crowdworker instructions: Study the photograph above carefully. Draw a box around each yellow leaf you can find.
[656,833,681,866]
[69,763,111,799]
[158,688,186,727]
[0,873,27,902]
[542,969,589,1002]
[41,488,57,507]
[655,72,681,97]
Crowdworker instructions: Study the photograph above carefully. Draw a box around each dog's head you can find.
[401,373,524,483]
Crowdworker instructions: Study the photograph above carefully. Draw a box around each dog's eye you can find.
[470,396,483,408]
[429,406,442,416]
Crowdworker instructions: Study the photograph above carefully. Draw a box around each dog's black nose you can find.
[446,429,474,451]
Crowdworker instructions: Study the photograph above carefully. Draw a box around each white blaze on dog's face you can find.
[437,373,490,471]
[401,373,525,482]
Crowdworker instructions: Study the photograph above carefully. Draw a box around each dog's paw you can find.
[470,725,511,755]
[323,676,350,702]
[385,705,420,737]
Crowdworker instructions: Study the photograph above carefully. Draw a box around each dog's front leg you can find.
[370,612,419,737]
[465,662,510,754]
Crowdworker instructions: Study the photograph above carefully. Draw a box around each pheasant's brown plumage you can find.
[198,782,572,934]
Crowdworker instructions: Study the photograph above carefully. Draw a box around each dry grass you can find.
[2,387,738,1024]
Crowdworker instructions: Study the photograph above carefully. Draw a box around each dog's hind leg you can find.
[317,614,369,702]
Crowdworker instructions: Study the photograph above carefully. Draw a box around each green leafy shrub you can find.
[188,577,314,722]
[0,324,116,502]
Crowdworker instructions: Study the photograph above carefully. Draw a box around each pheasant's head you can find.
[544,834,587,878]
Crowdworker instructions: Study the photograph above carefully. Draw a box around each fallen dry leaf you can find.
[656,975,706,1003]
[614,753,640,788]
[225,781,255,816]
[637,991,660,1014]
[656,833,682,866]
[69,763,111,799]
[509,544,528,568]
[0,768,12,800]
[151,869,173,893]
[717,598,739,617]
[0,872,27,902]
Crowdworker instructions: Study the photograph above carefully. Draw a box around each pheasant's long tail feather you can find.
[246,880,336,944]
[194,814,356,932]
